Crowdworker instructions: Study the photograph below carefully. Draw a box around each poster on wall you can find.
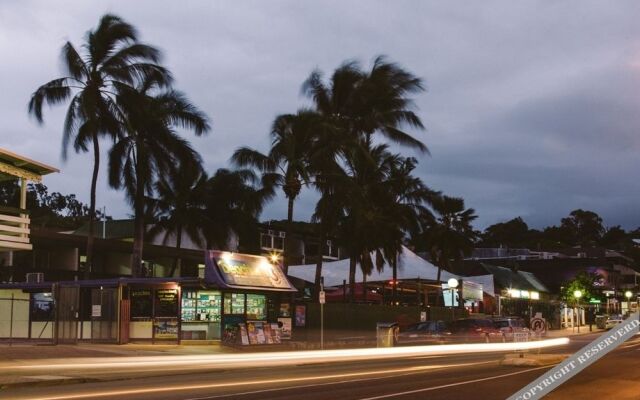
[295,305,306,327]
[238,323,250,345]
[154,319,178,339]
[279,303,291,317]
[278,317,292,340]
[270,323,282,344]
[222,315,246,345]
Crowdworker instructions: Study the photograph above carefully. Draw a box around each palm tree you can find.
[422,196,478,304]
[28,14,170,277]
[302,55,428,153]
[232,110,319,274]
[203,168,275,252]
[147,165,208,277]
[109,76,210,277]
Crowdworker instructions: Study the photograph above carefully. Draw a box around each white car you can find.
[605,315,623,329]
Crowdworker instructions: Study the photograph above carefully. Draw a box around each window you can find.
[273,236,284,250]
[224,293,245,315]
[30,292,54,321]
[155,289,179,318]
[261,232,285,250]
[130,289,152,319]
[246,294,266,320]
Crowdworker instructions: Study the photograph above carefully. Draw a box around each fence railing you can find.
[0,205,31,250]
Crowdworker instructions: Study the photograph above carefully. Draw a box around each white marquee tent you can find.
[288,245,461,287]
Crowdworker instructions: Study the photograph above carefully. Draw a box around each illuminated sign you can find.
[209,251,293,289]
[507,289,540,300]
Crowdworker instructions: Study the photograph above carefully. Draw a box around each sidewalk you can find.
[545,326,605,338]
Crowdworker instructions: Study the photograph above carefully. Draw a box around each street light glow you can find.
[448,278,459,288]
[625,290,633,299]
[573,290,582,299]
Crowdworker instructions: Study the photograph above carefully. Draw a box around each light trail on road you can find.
[11,361,498,400]
[0,338,569,372]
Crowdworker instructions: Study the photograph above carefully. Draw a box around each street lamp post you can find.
[574,290,583,333]
[625,290,633,316]
[448,278,459,321]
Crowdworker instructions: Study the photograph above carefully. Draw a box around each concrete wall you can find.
[130,321,153,339]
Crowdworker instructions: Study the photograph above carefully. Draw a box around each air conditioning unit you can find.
[279,232,286,238]
[26,272,44,283]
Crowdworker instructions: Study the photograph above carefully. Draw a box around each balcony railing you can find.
[0,205,31,251]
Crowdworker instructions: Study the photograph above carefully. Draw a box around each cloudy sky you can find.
[1,1,639,230]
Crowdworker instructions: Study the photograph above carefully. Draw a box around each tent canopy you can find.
[288,245,459,287]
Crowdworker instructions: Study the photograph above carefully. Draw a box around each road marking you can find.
[355,366,551,400]
[11,361,495,400]
[183,362,496,400]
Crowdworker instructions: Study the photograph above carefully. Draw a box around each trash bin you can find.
[595,315,607,329]
[376,322,399,347]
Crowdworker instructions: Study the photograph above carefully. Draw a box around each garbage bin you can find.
[376,322,399,347]
[595,315,607,330]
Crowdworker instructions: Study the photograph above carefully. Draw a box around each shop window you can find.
[182,290,221,322]
[155,288,179,318]
[246,294,266,320]
[224,293,245,314]
[130,289,152,319]
[30,292,54,321]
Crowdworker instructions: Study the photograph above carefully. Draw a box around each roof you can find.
[288,245,459,287]
[74,219,134,239]
[480,263,549,293]
[0,148,59,182]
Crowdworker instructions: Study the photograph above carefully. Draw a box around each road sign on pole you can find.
[319,290,326,304]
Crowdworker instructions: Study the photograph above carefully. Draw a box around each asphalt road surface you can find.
[3,334,639,400]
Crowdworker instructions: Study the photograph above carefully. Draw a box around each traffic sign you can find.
[319,290,325,304]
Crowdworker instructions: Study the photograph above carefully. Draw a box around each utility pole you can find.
[320,276,325,350]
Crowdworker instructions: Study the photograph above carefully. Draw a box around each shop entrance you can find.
[55,285,79,344]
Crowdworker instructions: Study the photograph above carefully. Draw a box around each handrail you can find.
[0,205,30,215]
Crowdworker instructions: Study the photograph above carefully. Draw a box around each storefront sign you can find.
[205,251,296,291]
[155,289,178,317]
[91,305,102,318]
[462,280,483,301]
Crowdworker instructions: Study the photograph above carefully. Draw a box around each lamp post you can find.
[574,290,583,333]
[625,290,633,316]
[448,278,459,321]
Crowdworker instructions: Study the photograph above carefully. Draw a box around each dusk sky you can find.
[2,1,640,230]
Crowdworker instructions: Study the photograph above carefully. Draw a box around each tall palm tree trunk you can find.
[392,256,398,305]
[349,256,357,303]
[132,154,145,278]
[169,226,182,277]
[314,228,324,299]
[85,133,100,279]
[283,195,295,275]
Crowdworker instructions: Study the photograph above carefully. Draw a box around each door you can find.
[55,285,79,344]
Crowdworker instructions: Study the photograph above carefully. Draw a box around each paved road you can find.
[2,334,639,400]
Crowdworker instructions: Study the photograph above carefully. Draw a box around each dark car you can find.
[397,320,451,345]
[448,318,506,343]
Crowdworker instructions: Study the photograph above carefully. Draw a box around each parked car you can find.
[605,314,624,329]
[492,317,529,340]
[397,321,451,345]
[448,318,506,343]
